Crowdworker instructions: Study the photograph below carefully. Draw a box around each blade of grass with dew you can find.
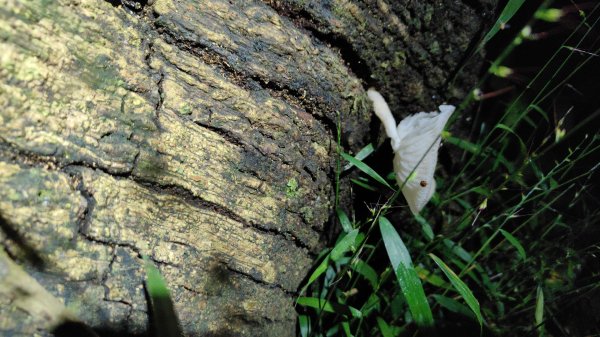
[499,229,527,260]
[143,256,183,337]
[429,254,483,326]
[379,216,434,327]
[342,152,392,189]
[343,144,375,171]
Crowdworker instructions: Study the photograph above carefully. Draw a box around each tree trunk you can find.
[0,0,495,336]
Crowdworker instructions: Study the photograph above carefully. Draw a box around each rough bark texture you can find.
[0,0,495,336]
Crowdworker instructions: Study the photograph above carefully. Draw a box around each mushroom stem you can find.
[367,89,400,151]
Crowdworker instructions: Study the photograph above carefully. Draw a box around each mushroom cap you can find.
[393,105,454,214]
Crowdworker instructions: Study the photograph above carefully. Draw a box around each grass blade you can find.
[429,254,483,326]
[352,259,379,289]
[330,229,359,261]
[297,297,362,319]
[341,321,354,337]
[301,250,331,292]
[337,208,353,233]
[432,294,475,319]
[480,0,526,50]
[342,152,392,189]
[298,315,310,337]
[297,296,335,313]
[376,317,394,337]
[143,256,183,337]
[379,216,434,327]
[499,229,527,260]
[535,286,544,333]
[343,143,375,171]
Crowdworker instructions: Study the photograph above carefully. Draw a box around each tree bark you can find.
[0,0,495,336]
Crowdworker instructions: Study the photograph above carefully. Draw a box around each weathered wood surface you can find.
[0,0,494,336]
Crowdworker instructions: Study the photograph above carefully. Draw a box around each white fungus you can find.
[367,88,455,215]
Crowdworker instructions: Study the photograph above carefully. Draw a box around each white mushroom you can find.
[367,89,455,214]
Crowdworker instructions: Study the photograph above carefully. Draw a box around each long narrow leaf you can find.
[379,217,434,326]
[432,294,475,319]
[500,229,527,260]
[342,152,392,189]
[535,286,544,330]
[143,256,183,337]
[298,315,310,337]
[352,259,379,289]
[343,143,375,171]
[300,250,331,293]
[337,208,353,233]
[297,297,362,318]
[297,297,335,313]
[429,254,483,326]
[330,229,359,261]
[480,0,526,50]
[376,317,394,337]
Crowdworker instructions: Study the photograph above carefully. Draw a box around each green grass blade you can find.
[143,256,183,337]
[429,254,483,326]
[499,229,527,260]
[376,317,394,337]
[350,177,378,191]
[535,286,544,329]
[297,296,335,313]
[432,294,475,319]
[480,0,526,50]
[145,256,170,298]
[301,250,331,292]
[337,208,353,233]
[297,297,362,319]
[341,321,354,337]
[298,315,310,337]
[352,259,379,289]
[414,215,434,241]
[331,229,359,261]
[342,152,392,189]
[343,143,375,171]
[379,216,434,327]
[444,135,481,154]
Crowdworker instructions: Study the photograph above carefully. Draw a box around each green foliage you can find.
[143,256,183,337]
[429,254,482,326]
[480,0,526,50]
[297,1,600,336]
[380,217,433,327]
